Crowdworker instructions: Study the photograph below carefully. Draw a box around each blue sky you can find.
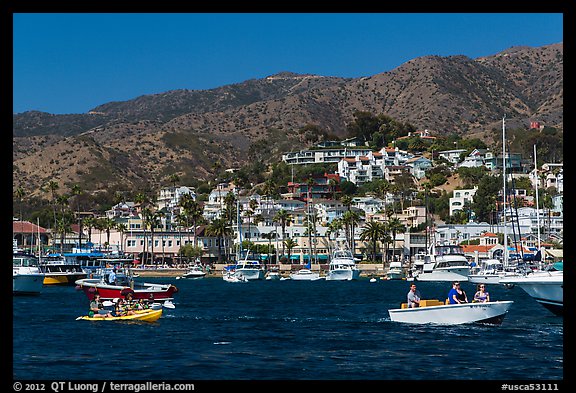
[13,13,563,114]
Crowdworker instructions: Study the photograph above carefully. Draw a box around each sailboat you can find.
[499,142,563,316]
[222,199,264,281]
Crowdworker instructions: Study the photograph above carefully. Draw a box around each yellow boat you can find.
[76,308,162,322]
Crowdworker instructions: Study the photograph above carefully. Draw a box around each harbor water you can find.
[12,277,563,382]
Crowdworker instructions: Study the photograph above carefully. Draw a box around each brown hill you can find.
[13,43,563,197]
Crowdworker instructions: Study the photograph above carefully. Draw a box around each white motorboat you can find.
[13,252,45,295]
[499,262,563,316]
[388,299,514,325]
[265,269,281,280]
[222,271,248,283]
[227,259,265,281]
[289,268,323,281]
[182,265,206,279]
[386,261,405,280]
[325,248,361,281]
[412,244,470,282]
[468,259,506,284]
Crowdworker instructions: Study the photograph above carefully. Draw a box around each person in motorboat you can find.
[473,284,490,303]
[88,294,109,318]
[448,281,468,304]
[407,283,421,308]
[108,268,117,285]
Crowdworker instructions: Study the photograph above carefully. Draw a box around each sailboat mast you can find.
[237,198,242,261]
[502,116,508,267]
[533,144,541,249]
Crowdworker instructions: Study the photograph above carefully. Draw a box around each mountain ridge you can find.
[13,43,563,196]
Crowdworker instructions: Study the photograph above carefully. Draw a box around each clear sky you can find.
[13,13,563,115]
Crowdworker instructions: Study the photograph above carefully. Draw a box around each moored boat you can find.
[39,254,88,285]
[325,247,361,281]
[182,265,206,279]
[412,244,470,282]
[289,267,323,281]
[76,308,163,322]
[386,261,405,280]
[75,265,178,302]
[13,252,45,295]
[223,271,248,283]
[388,299,514,325]
[499,262,563,316]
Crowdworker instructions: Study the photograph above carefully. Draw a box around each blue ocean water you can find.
[12,278,563,382]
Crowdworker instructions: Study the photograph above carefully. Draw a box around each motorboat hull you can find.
[13,273,44,295]
[77,308,162,322]
[182,272,206,279]
[389,301,514,325]
[266,272,281,280]
[44,272,87,285]
[289,269,322,281]
[234,269,265,280]
[386,269,405,280]
[75,278,178,301]
[223,272,248,283]
[468,274,503,285]
[413,269,469,282]
[500,272,563,316]
[325,268,360,281]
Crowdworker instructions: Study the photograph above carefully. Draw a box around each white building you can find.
[449,187,478,217]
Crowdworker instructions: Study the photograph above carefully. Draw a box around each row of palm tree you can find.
[22,177,407,265]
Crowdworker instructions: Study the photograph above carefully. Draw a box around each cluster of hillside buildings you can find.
[13,131,563,265]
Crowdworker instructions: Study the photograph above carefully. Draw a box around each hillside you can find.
[13,43,563,197]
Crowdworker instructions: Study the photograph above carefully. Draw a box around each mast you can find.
[37,217,42,262]
[533,144,541,247]
[533,144,542,268]
[502,115,508,267]
[236,198,242,262]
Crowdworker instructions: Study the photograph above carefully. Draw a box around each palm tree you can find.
[116,223,128,253]
[140,207,152,263]
[341,195,353,211]
[148,211,165,264]
[273,209,292,261]
[342,210,361,253]
[71,184,83,249]
[261,232,276,265]
[206,218,232,263]
[179,194,200,246]
[100,217,117,251]
[387,217,406,262]
[45,180,59,231]
[284,238,298,264]
[326,218,343,255]
[359,220,386,262]
[83,217,95,245]
[55,217,72,254]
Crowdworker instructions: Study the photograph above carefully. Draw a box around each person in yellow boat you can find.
[407,283,421,308]
[112,298,136,316]
[124,292,139,313]
[88,294,109,318]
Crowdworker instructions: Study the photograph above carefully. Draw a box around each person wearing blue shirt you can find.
[108,269,117,285]
[448,281,468,304]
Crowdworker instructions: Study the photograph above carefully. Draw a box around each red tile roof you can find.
[12,221,47,234]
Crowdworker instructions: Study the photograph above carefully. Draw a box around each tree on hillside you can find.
[471,175,501,223]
